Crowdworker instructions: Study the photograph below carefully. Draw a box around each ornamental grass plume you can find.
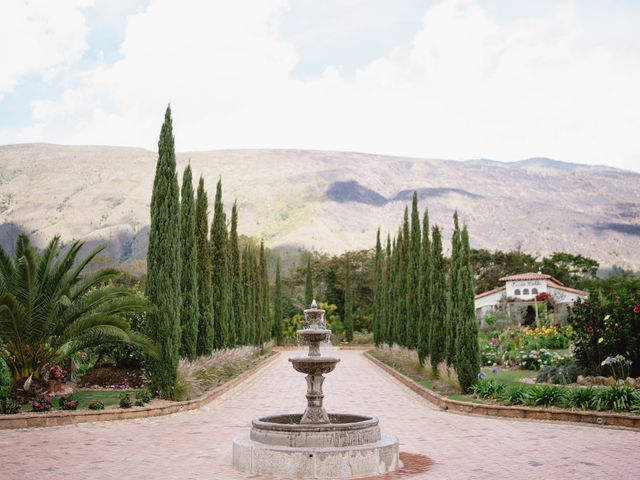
[176,346,260,400]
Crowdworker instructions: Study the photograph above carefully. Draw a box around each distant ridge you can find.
[1,143,639,269]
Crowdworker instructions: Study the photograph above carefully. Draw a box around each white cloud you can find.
[13,0,640,170]
[0,0,92,99]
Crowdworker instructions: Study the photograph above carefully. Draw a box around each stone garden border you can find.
[0,351,281,430]
[364,351,640,430]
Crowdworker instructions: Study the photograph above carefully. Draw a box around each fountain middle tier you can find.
[288,356,340,375]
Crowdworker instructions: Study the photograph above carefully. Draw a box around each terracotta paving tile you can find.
[1,349,639,479]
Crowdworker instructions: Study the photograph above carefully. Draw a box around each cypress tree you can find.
[210,179,229,348]
[179,165,199,360]
[258,241,270,344]
[399,207,410,347]
[454,225,481,392]
[229,202,243,345]
[145,105,181,399]
[304,256,313,306]
[429,226,448,376]
[273,257,283,346]
[242,246,257,345]
[195,177,214,355]
[344,254,354,342]
[384,234,392,345]
[417,207,431,365]
[391,229,403,345]
[250,247,261,345]
[407,192,421,349]
[373,229,383,346]
[446,211,462,366]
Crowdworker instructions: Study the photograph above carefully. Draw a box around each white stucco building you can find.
[474,272,588,323]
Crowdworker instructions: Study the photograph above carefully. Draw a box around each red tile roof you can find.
[547,281,588,296]
[474,286,506,300]
[498,272,565,286]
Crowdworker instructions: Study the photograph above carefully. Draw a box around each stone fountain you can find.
[232,301,399,479]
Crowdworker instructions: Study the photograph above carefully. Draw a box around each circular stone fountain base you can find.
[232,414,399,479]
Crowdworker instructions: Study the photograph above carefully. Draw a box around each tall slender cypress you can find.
[304,257,314,306]
[454,225,481,392]
[258,241,270,344]
[417,207,431,365]
[429,226,448,376]
[195,177,214,355]
[179,165,198,360]
[373,229,383,346]
[145,105,181,399]
[210,179,229,348]
[229,202,243,345]
[407,192,421,349]
[242,246,256,345]
[446,211,462,366]
[384,234,393,345]
[344,254,354,342]
[273,257,283,346]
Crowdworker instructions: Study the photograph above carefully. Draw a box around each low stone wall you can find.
[0,351,281,430]
[364,351,640,430]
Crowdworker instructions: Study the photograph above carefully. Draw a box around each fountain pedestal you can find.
[232,301,399,479]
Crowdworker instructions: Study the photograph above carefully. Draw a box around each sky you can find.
[1,0,639,171]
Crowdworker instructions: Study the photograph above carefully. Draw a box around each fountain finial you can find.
[311,299,318,309]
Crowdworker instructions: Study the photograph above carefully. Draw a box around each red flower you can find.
[614,300,619,305]
[586,326,594,333]
[634,305,640,314]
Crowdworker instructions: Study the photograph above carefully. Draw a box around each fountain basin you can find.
[297,328,331,344]
[233,413,399,479]
[289,356,340,375]
[251,414,381,448]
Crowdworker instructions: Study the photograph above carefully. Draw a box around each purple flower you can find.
[490,338,498,346]
[477,371,486,380]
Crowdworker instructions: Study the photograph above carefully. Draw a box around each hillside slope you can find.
[1,143,639,268]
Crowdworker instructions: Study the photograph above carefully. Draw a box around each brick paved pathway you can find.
[2,349,638,479]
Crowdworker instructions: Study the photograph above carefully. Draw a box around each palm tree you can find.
[0,234,157,391]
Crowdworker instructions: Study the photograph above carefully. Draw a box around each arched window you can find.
[514,289,521,295]
[523,288,530,295]
[532,288,538,294]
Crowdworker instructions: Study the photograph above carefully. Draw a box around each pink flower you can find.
[614,300,619,305]
[586,326,594,334]
[490,338,498,346]
[634,305,640,314]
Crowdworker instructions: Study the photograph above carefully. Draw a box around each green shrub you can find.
[471,379,506,399]
[58,395,79,410]
[136,390,153,404]
[592,385,640,411]
[563,387,597,409]
[88,401,105,410]
[568,279,640,377]
[523,385,566,407]
[119,393,133,409]
[536,362,583,385]
[518,349,564,370]
[0,397,21,414]
[498,385,527,405]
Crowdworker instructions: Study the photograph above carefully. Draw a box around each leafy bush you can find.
[523,385,566,407]
[136,390,153,404]
[58,395,79,410]
[536,362,583,385]
[88,401,105,410]
[498,385,528,405]
[563,387,597,410]
[471,379,506,399]
[0,397,21,414]
[119,393,133,409]
[523,326,571,349]
[518,349,564,370]
[592,385,640,411]
[31,394,53,412]
[568,279,640,377]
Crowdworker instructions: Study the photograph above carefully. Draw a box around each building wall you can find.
[505,280,547,299]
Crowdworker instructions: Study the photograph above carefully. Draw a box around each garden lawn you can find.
[481,368,536,387]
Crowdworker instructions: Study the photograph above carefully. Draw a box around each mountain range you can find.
[1,143,639,269]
